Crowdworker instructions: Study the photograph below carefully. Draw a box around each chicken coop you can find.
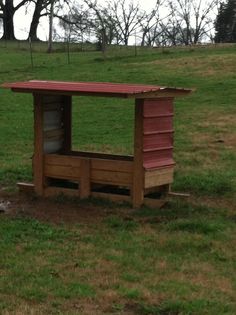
[3,80,192,208]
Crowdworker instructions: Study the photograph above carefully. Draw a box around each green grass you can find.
[0,41,236,314]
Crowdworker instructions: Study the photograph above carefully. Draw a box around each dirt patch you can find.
[0,189,134,226]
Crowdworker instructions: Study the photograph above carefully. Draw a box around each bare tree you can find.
[108,0,144,45]
[58,3,92,43]
[138,0,170,46]
[167,0,219,45]
[83,0,121,56]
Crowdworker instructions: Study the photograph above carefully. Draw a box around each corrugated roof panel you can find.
[2,80,192,98]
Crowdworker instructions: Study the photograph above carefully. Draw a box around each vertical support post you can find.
[62,95,72,154]
[132,99,144,208]
[33,94,44,195]
[80,158,91,199]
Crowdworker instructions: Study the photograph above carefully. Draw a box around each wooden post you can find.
[80,158,91,199]
[132,99,144,208]
[62,95,72,154]
[33,94,44,195]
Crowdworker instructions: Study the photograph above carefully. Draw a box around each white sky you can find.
[13,0,158,40]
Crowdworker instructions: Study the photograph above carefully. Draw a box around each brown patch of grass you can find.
[128,55,236,78]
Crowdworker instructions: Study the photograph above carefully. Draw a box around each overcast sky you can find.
[14,0,158,40]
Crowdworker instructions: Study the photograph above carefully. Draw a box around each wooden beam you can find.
[33,94,45,195]
[17,182,35,193]
[132,99,144,208]
[62,95,72,153]
[79,158,91,199]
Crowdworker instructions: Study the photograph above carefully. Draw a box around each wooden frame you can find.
[29,94,175,208]
[3,81,192,208]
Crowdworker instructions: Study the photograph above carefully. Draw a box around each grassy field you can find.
[0,42,236,314]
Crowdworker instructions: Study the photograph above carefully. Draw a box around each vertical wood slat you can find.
[80,158,91,199]
[62,95,72,154]
[132,99,144,208]
[33,93,45,195]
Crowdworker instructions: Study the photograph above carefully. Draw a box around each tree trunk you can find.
[47,0,54,53]
[2,0,15,40]
[141,32,146,46]
[28,0,45,41]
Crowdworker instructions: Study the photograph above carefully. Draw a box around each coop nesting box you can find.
[3,80,192,208]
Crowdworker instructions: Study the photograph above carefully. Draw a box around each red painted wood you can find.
[2,80,192,98]
[143,133,174,150]
[143,98,173,117]
[142,98,174,170]
[143,159,175,169]
[143,116,173,133]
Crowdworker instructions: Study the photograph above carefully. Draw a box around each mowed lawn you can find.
[0,43,236,314]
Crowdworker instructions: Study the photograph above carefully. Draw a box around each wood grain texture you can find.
[144,167,174,188]
[132,99,145,208]
[44,164,81,180]
[33,93,45,195]
[62,95,72,153]
[80,158,91,199]
[17,182,35,193]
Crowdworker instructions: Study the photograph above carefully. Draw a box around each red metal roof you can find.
[2,80,192,98]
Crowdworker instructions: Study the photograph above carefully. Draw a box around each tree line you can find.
[0,0,235,48]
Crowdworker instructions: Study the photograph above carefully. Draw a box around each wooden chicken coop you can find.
[3,80,192,208]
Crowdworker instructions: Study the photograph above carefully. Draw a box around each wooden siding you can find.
[142,98,175,170]
[44,153,133,187]
[144,167,174,188]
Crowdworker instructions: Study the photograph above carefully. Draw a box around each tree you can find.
[167,0,219,45]
[108,0,143,45]
[83,0,120,56]
[138,0,169,46]
[215,0,236,42]
[47,0,54,52]
[0,0,30,40]
[28,0,50,41]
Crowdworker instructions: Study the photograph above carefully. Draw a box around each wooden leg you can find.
[132,185,144,208]
[80,158,91,199]
[132,99,144,208]
[33,94,44,196]
[62,95,72,154]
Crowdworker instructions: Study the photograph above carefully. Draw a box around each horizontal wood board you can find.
[142,98,174,170]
